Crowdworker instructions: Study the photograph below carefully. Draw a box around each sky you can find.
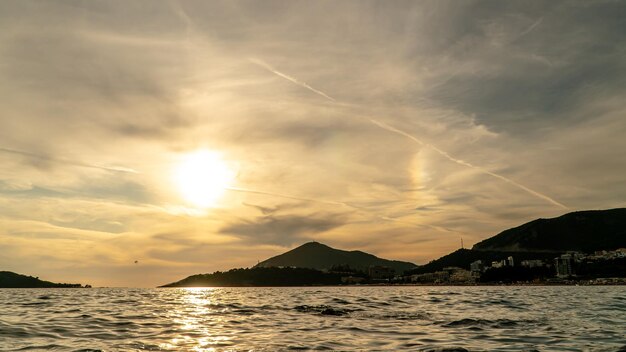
[1,0,625,287]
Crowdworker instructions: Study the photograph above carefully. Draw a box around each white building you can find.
[491,260,507,269]
[507,256,515,267]
[470,260,485,273]
[555,254,573,277]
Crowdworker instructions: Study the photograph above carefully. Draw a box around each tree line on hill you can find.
[160,267,344,287]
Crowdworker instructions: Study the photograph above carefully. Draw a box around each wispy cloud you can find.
[0,147,138,174]
[220,213,345,246]
[369,120,568,210]
[251,59,568,210]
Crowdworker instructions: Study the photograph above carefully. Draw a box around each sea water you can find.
[1,286,625,351]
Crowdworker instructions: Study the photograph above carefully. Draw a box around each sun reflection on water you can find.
[159,288,235,351]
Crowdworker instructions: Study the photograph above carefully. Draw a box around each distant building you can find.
[410,271,449,284]
[521,259,544,268]
[555,254,573,277]
[507,256,515,267]
[409,267,472,284]
[368,266,394,280]
[588,249,626,260]
[491,260,507,269]
[567,251,585,263]
[446,267,472,283]
[470,260,485,273]
[341,276,365,284]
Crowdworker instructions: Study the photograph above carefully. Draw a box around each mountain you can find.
[159,242,417,287]
[473,208,626,252]
[0,271,84,288]
[254,241,417,274]
[407,208,626,275]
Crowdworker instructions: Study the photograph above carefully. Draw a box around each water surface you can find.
[1,286,625,351]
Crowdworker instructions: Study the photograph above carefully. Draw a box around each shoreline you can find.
[3,283,625,289]
[155,282,626,288]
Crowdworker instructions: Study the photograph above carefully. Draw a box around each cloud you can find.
[220,214,346,246]
[0,147,138,174]
[241,202,303,215]
[252,57,567,209]
[421,1,626,134]
[0,179,33,192]
[0,0,625,286]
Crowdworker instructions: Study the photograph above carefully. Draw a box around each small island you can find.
[0,271,87,288]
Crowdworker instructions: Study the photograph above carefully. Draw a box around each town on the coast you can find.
[391,248,626,285]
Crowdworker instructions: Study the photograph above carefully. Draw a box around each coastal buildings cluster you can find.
[346,248,626,285]
[467,248,626,279]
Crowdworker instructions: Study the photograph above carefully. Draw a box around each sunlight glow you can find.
[173,150,235,208]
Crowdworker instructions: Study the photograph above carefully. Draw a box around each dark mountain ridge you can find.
[473,208,626,252]
[160,242,417,287]
[254,241,417,274]
[409,208,626,274]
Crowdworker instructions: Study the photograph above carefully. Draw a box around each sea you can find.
[1,286,625,351]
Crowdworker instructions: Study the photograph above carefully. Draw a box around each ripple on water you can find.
[294,304,353,316]
[441,317,542,330]
[1,286,625,351]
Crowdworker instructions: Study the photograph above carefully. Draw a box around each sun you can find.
[173,150,235,208]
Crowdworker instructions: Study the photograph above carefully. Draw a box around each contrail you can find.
[518,17,543,38]
[0,147,139,174]
[249,58,337,102]
[252,59,568,209]
[369,121,568,209]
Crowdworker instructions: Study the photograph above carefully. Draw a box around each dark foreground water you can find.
[1,286,625,351]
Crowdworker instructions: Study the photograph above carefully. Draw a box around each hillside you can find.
[473,208,626,252]
[255,241,417,274]
[0,271,83,288]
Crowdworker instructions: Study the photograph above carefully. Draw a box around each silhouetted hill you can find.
[0,271,83,288]
[160,267,342,287]
[473,208,626,252]
[255,241,417,274]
